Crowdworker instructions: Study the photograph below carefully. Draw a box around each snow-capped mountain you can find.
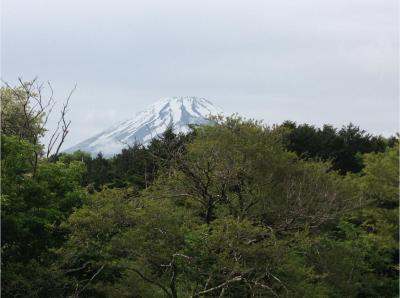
[65,97,223,156]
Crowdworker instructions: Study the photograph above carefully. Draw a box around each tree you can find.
[53,188,194,297]
[1,77,81,297]
[1,77,75,160]
[161,117,353,229]
[1,135,86,297]
[90,153,112,190]
[53,188,331,297]
[3,110,397,297]
[281,121,389,174]
[306,145,399,297]
[1,85,46,143]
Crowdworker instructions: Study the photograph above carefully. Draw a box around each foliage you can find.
[160,117,353,229]
[306,145,399,297]
[1,115,398,297]
[280,121,392,174]
[0,85,46,144]
[55,127,193,191]
[1,135,86,297]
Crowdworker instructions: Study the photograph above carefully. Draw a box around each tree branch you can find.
[128,267,172,298]
[191,276,243,297]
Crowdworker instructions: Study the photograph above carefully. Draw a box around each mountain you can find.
[65,96,223,156]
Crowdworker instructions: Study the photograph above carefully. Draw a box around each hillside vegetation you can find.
[1,83,399,297]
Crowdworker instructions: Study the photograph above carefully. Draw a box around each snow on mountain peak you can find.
[65,97,223,156]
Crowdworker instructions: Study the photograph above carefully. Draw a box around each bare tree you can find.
[46,84,76,158]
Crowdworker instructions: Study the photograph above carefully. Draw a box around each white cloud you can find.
[2,0,398,147]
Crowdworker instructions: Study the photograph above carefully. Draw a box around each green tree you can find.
[0,85,46,144]
[1,135,86,297]
[53,188,195,297]
[307,145,399,297]
[161,117,353,229]
[53,117,355,297]
[281,121,389,174]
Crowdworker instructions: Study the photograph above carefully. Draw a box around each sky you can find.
[1,0,399,148]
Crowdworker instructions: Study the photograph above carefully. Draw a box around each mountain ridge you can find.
[65,96,223,156]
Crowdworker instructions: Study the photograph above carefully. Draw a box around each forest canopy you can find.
[1,82,399,297]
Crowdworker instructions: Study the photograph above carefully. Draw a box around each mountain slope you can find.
[65,97,223,156]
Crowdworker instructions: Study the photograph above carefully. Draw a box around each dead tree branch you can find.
[46,83,76,158]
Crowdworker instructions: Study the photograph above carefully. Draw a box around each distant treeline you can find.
[55,121,397,192]
[1,81,399,297]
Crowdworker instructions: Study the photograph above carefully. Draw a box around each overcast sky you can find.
[2,0,398,148]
